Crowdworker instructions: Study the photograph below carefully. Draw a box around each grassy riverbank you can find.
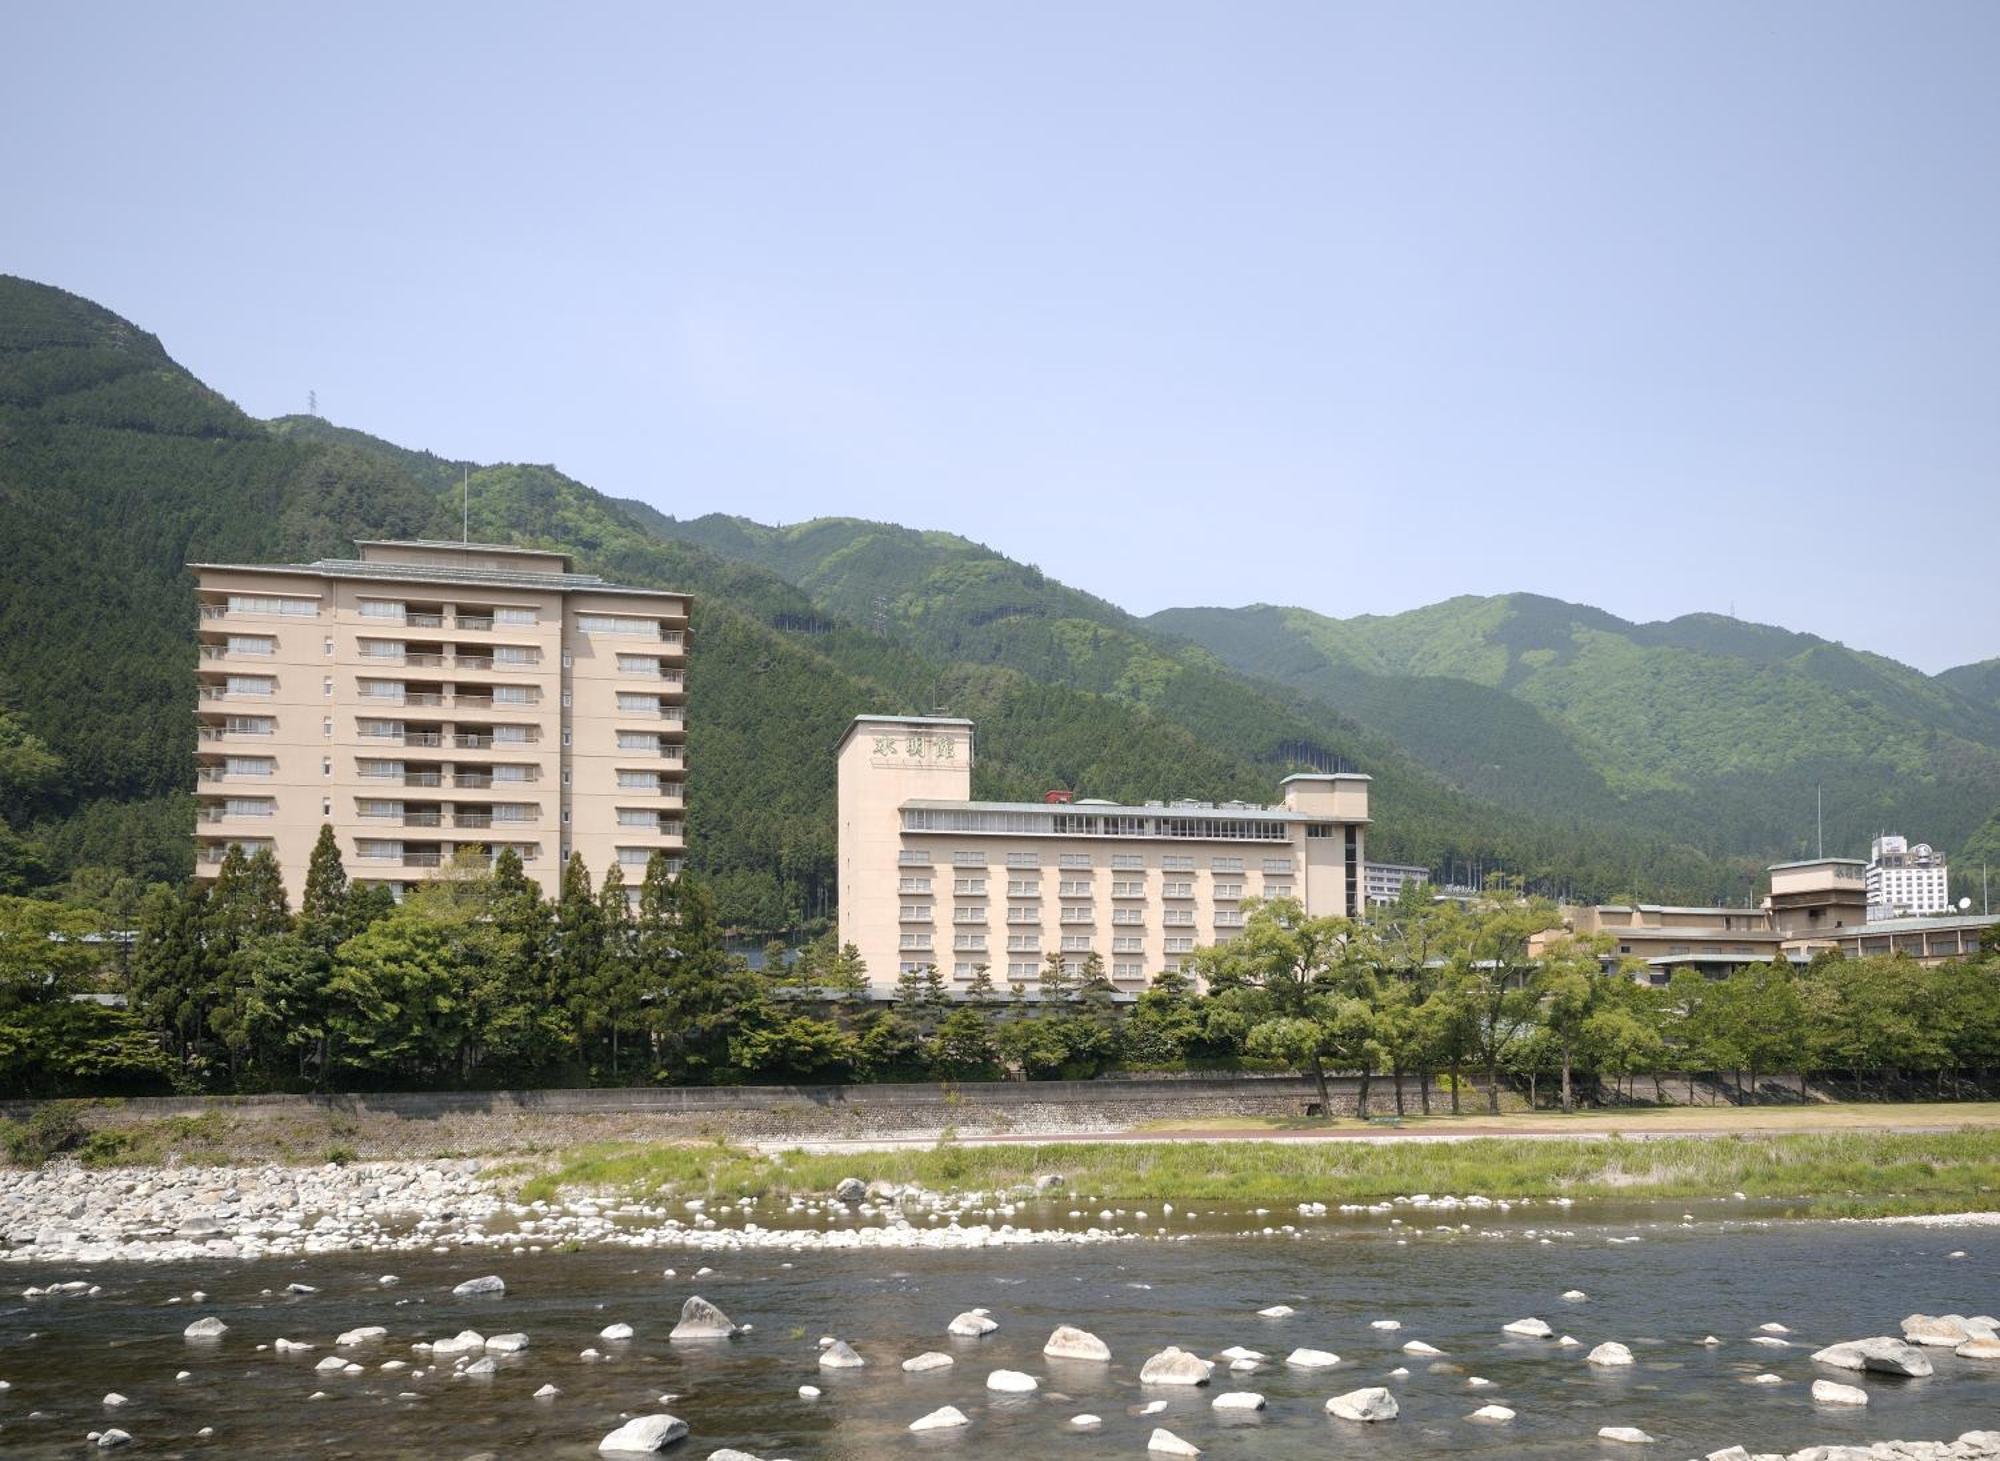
[507,1127,2000,1218]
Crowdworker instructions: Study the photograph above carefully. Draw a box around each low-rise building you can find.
[835,714,1371,994]
[1363,861,1431,905]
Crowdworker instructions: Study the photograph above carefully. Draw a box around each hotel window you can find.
[899,933,933,951]
[562,651,573,669]
[617,692,659,712]
[225,756,274,777]
[561,728,572,747]
[1007,880,1040,898]
[1007,962,1039,980]
[1211,856,1245,873]
[1111,853,1144,871]
[1162,880,1193,898]
[1058,852,1093,869]
[323,675,334,697]
[324,637,334,656]
[1162,854,1195,872]
[224,797,275,818]
[898,850,934,866]
[1111,908,1144,926]
[356,839,400,861]
[227,635,275,656]
[1265,882,1293,898]
[617,770,660,790]
[494,606,537,626]
[578,614,657,636]
[1058,879,1093,897]
[1213,882,1243,900]
[493,684,534,704]
[897,962,928,976]
[900,904,933,922]
[1262,857,1294,874]
[1060,904,1094,923]
[953,905,988,924]
[1111,880,1145,898]
[952,850,988,867]
[321,756,333,777]
[224,715,275,735]
[229,594,316,616]
[227,674,275,696]
[617,847,655,867]
[495,725,535,743]
[953,877,987,896]
[615,653,660,673]
[1113,961,1145,980]
[321,798,331,817]
[1165,936,1196,954]
[1005,851,1042,868]
[1215,910,1245,928]
[617,732,660,751]
[899,876,933,894]
[1112,935,1143,954]
[1005,906,1039,924]
[358,600,404,619]
[953,933,987,952]
[1164,908,1196,927]
[1163,959,1182,975]
[1060,935,1091,953]
[616,808,659,828]
[1007,934,1041,952]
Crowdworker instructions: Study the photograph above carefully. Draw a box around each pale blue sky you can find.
[7,3,1997,671]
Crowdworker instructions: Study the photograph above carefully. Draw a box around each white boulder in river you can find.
[1598,1426,1655,1443]
[1503,1318,1553,1339]
[901,1351,954,1373]
[183,1316,227,1339]
[1469,1404,1517,1422]
[670,1296,739,1340]
[1587,1341,1635,1367]
[909,1406,969,1432]
[1148,1428,1201,1456]
[986,1369,1039,1393]
[1140,1346,1215,1385]
[1211,1391,1265,1411]
[1812,1380,1870,1406]
[948,1309,998,1337]
[818,1340,865,1370]
[1326,1387,1399,1421]
[1285,1348,1340,1369]
[453,1275,505,1298]
[598,1413,688,1453]
[1809,1337,1933,1377]
[1043,1325,1111,1361]
[1903,1314,1999,1347]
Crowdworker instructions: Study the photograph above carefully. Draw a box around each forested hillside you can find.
[10,275,1985,929]
[1151,598,2000,864]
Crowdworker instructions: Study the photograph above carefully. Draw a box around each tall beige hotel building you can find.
[190,540,688,899]
[837,714,1372,993]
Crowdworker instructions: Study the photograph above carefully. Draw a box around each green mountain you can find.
[1148,596,2000,865]
[1940,658,2000,716]
[0,276,1421,924]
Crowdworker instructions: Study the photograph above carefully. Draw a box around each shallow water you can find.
[1,1205,1994,1459]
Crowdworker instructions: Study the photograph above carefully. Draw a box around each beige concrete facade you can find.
[190,540,687,901]
[836,714,1370,994]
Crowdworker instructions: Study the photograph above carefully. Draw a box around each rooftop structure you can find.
[1865,834,1950,921]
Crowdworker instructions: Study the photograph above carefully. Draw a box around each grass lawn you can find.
[505,1124,2000,1219]
[1131,1101,2000,1137]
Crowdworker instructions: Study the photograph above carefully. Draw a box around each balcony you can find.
[403,851,443,868]
[404,611,445,628]
[196,686,272,703]
[196,724,273,740]
[402,652,447,668]
[454,615,495,632]
[198,603,229,620]
[454,812,493,829]
[196,806,274,824]
[453,772,493,789]
[454,733,493,749]
[453,693,497,709]
[402,731,443,747]
[402,812,443,828]
[404,771,443,787]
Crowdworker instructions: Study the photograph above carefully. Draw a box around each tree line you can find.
[2,848,1997,1101]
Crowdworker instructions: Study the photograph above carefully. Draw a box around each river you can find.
[1,1201,1993,1458]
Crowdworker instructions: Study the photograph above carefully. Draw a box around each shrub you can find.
[1,1101,90,1164]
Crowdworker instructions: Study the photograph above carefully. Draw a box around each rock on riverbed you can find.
[598,1413,687,1453]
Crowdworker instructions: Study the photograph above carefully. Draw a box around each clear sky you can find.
[7,3,1997,672]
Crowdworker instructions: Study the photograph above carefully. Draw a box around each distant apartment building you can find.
[191,540,688,901]
[1865,834,1949,921]
[836,715,1371,994]
[1364,861,1431,905]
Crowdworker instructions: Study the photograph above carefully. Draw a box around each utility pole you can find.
[462,466,470,543]
[1815,785,1823,859]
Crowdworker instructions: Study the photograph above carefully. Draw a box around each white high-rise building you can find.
[1865,835,1949,921]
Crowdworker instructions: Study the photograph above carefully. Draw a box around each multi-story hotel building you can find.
[1364,861,1432,905]
[190,539,688,900]
[836,714,1371,994]
[1865,834,1950,921]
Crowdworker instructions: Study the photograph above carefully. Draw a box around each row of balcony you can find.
[198,606,688,644]
[898,908,1240,928]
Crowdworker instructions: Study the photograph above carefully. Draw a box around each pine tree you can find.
[594,862,642,1075]
[653,874,759,1081]
[1038,949,1075,1007]
[965,961,997,1003]
[299,824,351,953]
[553,853,602,1062]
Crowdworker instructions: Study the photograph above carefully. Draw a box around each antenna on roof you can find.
[308,388,318,417]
